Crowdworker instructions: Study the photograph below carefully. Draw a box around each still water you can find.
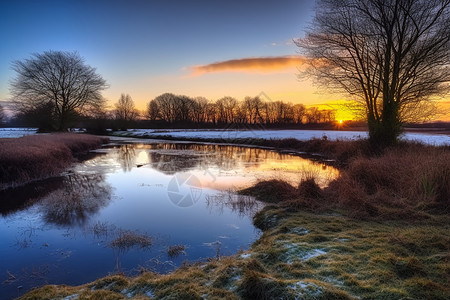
[0,140,338,299]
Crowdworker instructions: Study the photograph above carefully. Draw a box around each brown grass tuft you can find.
[110,231,153,250]
[240,180,298,203]
[168,245,186,258]
[282,178,326,212]
[238,269,285,300]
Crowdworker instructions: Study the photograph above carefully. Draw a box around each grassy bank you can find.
[0,133,109,190]
[17,140,450,299]
[19,213,449,299]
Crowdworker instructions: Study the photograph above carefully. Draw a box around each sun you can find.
[334,119,345,130]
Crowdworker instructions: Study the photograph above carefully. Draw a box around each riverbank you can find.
[0,134,109,190]
[110,128,450,147]
[17,138,449,299]
[20,214,449,299]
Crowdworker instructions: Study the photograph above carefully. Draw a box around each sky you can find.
[0,0,447,121]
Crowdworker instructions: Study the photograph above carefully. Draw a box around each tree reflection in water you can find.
[117,144,136,172]
[140,143,338,188]
[144,144,265,175]
[39,173,111,226]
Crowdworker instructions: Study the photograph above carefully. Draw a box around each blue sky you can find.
[1,0,346,113]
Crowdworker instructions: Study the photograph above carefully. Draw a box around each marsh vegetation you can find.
[0,134,109,189]
[12,137,449,299]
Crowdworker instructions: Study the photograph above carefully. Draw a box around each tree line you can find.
[145,93,335,126]
[86,92,337,131]
[99,92,337,131]
[6,90,337,131]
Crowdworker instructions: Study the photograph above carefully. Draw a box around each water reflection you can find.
[147,151,200,174]
[118,144,136,172]
[0,177,65,217]
[0,141,339,299]
[39,173,111,226]
[140,143,338,189]
[110,143,339,189]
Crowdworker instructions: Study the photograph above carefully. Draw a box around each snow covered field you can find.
[0,128,37,138]
[119,129,450,146]
[0,127,448,146]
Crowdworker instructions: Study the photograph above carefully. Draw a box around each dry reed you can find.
[0,133,108,189]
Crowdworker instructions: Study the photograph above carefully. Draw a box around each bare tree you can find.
[297,0,450,145]
[153,93,177,123]
[242,96,264,124]
[216,96,239,123]
[293,104,306,124]
[114,94,139,130]
[147,99,160,121]
[205,101,217,124]
[305,107,321,124]
[10,51,108,131]
[175,95,195,122]
[191,97,209,123]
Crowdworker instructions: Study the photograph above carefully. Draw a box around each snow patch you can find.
[145,289,155,297]
[283,243,327,264]
[290,227,309,235]
[288,280,323,298]
[62,295,79,300]
[335,238,350,242]
[0,128,37,138]
[302,249,326,260]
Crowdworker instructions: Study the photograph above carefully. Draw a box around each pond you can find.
[0,139,339,299]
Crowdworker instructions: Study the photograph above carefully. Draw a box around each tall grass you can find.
[242,142,449,220]
[0,133,109,189]
[329,144,450,219]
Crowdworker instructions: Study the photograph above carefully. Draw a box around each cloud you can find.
[190,55,305,76]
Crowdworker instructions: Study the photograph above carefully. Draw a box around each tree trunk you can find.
[58,111,68,131]
[368,100,401,148]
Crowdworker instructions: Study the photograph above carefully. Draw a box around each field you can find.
[17,138,450,299]
[113,128,450,146]
[0,133,109,190]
